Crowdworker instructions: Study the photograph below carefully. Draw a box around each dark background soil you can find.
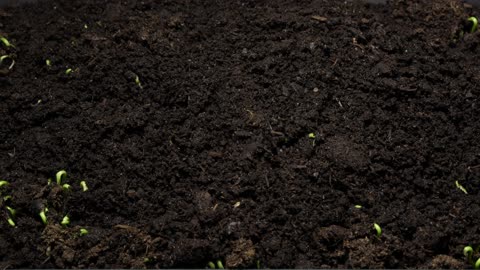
[1,0,480,268]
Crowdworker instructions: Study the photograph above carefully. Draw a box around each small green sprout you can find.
[65,68,73,75]
[354,205,362,209]
[308,133,315,139]
[373,223,382,237]
[3,195,12,201]
[468,17,478,33]
[0,180,9,188]
[46,59,51,67]
[39,209,47,225]
[464,245,474,264]
[208,262,216,269]
[7,218,15,227]
[456,180,468,194]
[217,260,224,269]
[0,36,14,48]
[6,206,16,217]
[61,215,70,226]
[79,228,89,236]
[80,181,88,192]
[56,170,67,185]
[207,261,224,269]
[0,55,14,70]
[135,75,143,89]
[84,24,88,29]
[475,258,480,269]
[47,178,52,185]
[62,184,71,191]
[256,260,261,269]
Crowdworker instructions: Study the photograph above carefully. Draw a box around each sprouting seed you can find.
[7,218,15,227]
[62,184,71,191]
[79,228,89,236]
[308,133,315,139]
[456,180,468,194]
[0,36,14,48]
[468,17,478,33]
[65,68,73,75]
[39,209,47,225]
[475,258,480,269]
[135,75,143,89]
[56,170,67,185]
[3,195,12,201]
[373,223,382,237]
[46,59,51,66]
[464,245,474,264]
[80,181,88,192]
[6,206,16,217]
[61,215,70,226]
[0,55,14,69]
[84,24,88,29]
[354,205,362,209]
[0,180,9,188]
[216,260,224,269]
[207,262,216,269]
[47,178,52,186]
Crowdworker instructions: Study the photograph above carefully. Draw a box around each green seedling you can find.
[56,170,67,185]
[7,218,15,227]
[6,206,16,217]
[0,36,14,48]
[256,260,261,269]
[61,215,70,226]
[373,223,382,237]
[465,245,474,264]
[0,180,9,188]
[308,133,316,146]
[354,205,362,209]
[79,228,89,236]
[84,24,88,29]
[135,75,143,89]
[456,180,468,194]
[39,209,47,225]
[475,258,480,269]
[46,59,51,67]
[47,178,52,185]
[3,195,12,201]
[207,260,224,269]
[208,262,216,269]
[65,68,73,75]
[80,181,88,192]
[62,184,71,191]
[468,17,478,33]
[0,55,15,70]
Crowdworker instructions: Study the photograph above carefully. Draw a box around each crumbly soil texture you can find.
[1,0,480,268]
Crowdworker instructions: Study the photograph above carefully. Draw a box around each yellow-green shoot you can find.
[0,55,14,70]
[468,17,478,33]
[456,180,468,194]
[6,206,16,217]
[207,260,224,269]
[135,75,143,89]
[79,228,89,236]
[39,209,47,225]
[7,218,15,227]
[46,59,52,67]
[0,36,14,48]
[373,223,382,237]
[61,215,70,226]
[62,184,71,191]
[56,170,67,185]
[354,205,362,209]
[475,258,480,269]
[0,180,8,188]
[465,246,474,264]
[65,68,73,75]
[80,181,88,192]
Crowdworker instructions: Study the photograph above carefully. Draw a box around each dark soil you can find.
[1,0,480,268]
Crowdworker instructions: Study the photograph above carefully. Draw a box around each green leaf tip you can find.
[216,260,224,269]
[354,205,362,209]
[56,170,67,185]
[61,215,70,226]
[207,262,216,269]
[7,218,15,227]
[308,133,315,139]
[0,180,9,188]
[455,180,468,194]
[79,228,89,236]
[0,36,14,48]
[373,223,382,237]
[468,17,478,33]
[80,181,88,192]
[39,210,47,225]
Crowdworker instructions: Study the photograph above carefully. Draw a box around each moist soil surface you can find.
[1,0,480,268]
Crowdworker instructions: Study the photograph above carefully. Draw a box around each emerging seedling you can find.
[308,133,316,146]
[46,59,51,67]
[354,205,362,209]
[56,170,67,185]
[65,68,73,75]
[135,75,143,89]
[61,215,70,226]
[80,181,88,192]
[3,195,12,201]
[0,55,15,70]
[456,180,468,194]
[373,223,382,237]
[464,245,474,264]
[39,209,47,225]
[6,206,16,217]
[207,260,224,269]
[468,17,478,33]
[0,36,14,48]
[475,258,480,269]
[0,180,8,188]
[62,184,71,191]
[79,228,88,236]
[7,218,15,227]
